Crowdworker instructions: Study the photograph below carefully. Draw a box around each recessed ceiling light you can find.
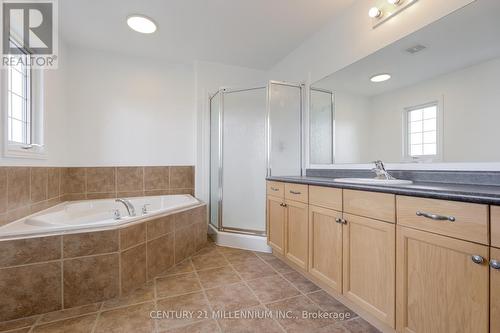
[368,7,382,18]
[127,15,157,34]
[370,74,391,83]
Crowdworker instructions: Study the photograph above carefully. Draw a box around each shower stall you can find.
[209,81,303,251]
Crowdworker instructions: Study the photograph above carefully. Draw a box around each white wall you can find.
[366,56,500,163]
[65,46,195,166]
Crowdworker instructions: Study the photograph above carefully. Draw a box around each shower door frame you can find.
[209,81,304,236]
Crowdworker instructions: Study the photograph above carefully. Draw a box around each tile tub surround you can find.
[0,166,194,227]
[0,243,379,333]
[0,204,207,322]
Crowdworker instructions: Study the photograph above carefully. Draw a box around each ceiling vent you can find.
[405,44,427,54]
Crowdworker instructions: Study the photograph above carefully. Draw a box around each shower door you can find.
[209,91,222,229]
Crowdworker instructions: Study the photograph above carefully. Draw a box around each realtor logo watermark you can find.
[1,0,58,68]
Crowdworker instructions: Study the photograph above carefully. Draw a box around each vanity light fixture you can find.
[387,0,402,5]
[368,7,382,18]
[370,74,391,83]
[127,15,157,34]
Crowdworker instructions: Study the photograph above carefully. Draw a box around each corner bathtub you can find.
[0,194,201,240]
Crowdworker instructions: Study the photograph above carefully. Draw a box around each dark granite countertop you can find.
[267,176,500,205]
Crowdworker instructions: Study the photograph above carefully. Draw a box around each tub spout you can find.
[115,198,136,217]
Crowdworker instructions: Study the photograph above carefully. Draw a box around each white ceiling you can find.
[60,0,354,70]
[314,1,500,97]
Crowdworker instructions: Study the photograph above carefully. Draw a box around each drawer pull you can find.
[471,255,485,265]
[270,187,280,191]
[289,190,301,195]
[335,218,342,224]
[279,203,287,207]
[491,260,500,270]
[416,211,456,222]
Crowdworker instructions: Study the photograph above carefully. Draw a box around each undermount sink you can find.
[333,178,413,186]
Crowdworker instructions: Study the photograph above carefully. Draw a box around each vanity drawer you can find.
[396,196,489,244]
[284,183,309,203]
[309,186,342,211]
[492,206,500,248]
[343,190,395,223]
[267,181,284,198]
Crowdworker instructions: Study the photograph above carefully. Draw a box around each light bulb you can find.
[370,74,392,83]
[368,7,382,18]
[388,0,402,5]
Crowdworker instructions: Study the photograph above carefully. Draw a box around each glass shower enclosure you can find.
[210,81,303,236]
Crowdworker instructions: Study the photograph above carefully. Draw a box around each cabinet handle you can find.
[416,211,456,222]
[491,260,500,270]
[335,218,342,224]
[289,190,301,195]
[471,255,485,265]
[341,219,348,225]
[280,203,287,207]
[270,187,280,191]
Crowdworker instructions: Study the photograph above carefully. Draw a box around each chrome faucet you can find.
[371,160,395,180]
[115,198,136,217]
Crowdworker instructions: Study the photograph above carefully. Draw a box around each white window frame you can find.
[1,36,45,159]
[402,100,443,163]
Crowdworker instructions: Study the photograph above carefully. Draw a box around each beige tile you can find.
[205,282,259,312]
[116,167,143,192]
[254,251,276,261]
[62,193,86,201]
[144,167,168,190]
[38,303,101,324]
[175,206,205,230]
[63,254,119,308]
[47,168,61,199]
[0,315,38,332]
[95,302,155,333]
[160,259,194,277]
[0,168,6,214]
[191,253,227,271]
[86,168,115,193]
[197,266,241,289]
[170,166,194,189]
[0,213,7,227]
[306,291,357,318]
[7,167,30,210]
[217,306,282,333]
[5,206,31,224]
[156,292,211,331]
[0,236,61,267]
[63,168,86,194]
[145,189,169,196]
[3,328,30,333]
[120,223,146,250]
[121,244,147,295]
[247,275,300,304]
[30,197,61,214]
[266,258,296,274]
[63,230,118,258]
[0,262,61,321]
[86,192,116,200]
[32,314,97,333]
[116,191,144,198]
[102,283,154,310]
[159,320,219,333]
[266,295,332,332]
[223,251,260,266]
[283,271,320,293]
[193,244,219,257]
[195,223,208,251]
[30,168,48,204]
[147,234,174,279]
[156,272,201,298]
[335,317,380,333]
[169,188,194,195]
[146,215,174,240]
[231,260,276,281]
[174,225,196,263]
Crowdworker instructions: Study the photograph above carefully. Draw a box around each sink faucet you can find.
[115,198,136,217]
[372,160,395,180]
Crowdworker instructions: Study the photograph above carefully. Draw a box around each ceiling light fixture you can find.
[387,0,402,5]
[368,7,382,18]
[127,15,157,34]
[370,74,392,83]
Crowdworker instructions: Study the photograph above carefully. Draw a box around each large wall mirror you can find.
[310,1,500,165]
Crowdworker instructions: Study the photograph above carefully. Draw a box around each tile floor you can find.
[0,242,380,333]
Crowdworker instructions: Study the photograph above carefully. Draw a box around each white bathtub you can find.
[0,195,201,240]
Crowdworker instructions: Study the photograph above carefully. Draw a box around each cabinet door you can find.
[308,205,343,293]
[491,247,500,333]
[396,226,489,333]
[342,213,395,328]
[267,195,285,254]
[285,199,308,270]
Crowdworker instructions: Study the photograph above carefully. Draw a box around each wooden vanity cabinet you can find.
[491,247,500,333]
[396,226,489,333]
[266,195,286,255]
[285,199,309,270]
[492,206,500,248]
[342,213,396,327]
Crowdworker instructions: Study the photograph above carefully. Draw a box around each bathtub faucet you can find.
[115,198,136,217]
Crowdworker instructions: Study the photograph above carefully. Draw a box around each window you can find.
[2,38,44,158]
[404,102,440,161]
